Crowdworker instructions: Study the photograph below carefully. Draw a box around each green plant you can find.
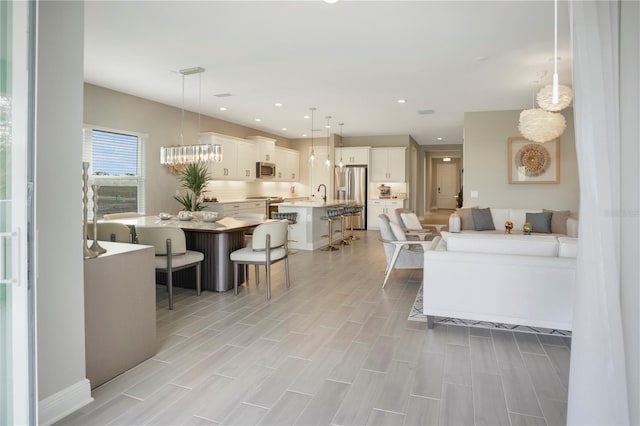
[173,162,210,211]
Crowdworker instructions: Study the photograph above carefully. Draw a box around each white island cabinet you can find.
[277,200,353,250]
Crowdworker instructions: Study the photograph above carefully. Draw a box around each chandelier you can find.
[160,67,222,166]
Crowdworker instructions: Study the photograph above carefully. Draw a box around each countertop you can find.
[277,199,356,208]
[102,215,265,233]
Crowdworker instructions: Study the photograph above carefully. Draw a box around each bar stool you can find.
[321,207,343,251]
[271,211,298,254]
[348,205,363,241]
[339,207,352,245]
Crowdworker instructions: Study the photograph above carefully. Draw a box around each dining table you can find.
[104,215,265,292]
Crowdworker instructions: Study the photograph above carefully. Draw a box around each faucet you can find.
[317,184,327,203]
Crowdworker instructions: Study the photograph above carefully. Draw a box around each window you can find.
[83,127,146,219]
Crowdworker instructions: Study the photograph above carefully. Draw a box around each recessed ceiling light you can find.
[219,107,227,111]
[397,99,406,104]
[437,137,443,141]
[443,157,452,162]
[302,133,307,137]
[282,127,287,131]
[255,118,261,122]
[303,115,310,119]
[275,103,283,107]
[325,125,331,129]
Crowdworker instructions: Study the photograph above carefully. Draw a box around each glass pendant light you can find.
[324,115,332,168]
[338,122,344,169]
[308,107,317,166]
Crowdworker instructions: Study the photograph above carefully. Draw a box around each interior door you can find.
[436,163,458,209]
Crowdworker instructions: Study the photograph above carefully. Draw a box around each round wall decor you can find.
[515,143,551,177]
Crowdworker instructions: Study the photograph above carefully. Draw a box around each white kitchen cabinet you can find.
[370,147,406,182]
[335,146,370,166]
[275,147,300,182]
[247,136,276,163]
[200,132,256,180]
[367,199,405,230]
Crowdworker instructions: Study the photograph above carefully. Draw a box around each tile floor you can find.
[57,228,570,426]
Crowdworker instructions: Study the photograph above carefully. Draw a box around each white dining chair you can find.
[230,219,290,300]
[87,222,133,243]
[135,226,204,310]
[378,214,440,288]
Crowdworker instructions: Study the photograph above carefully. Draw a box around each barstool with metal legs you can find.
[339,206,352,245]
[320,207,343,251]
[271,211,298,254]
[349,205,363,241]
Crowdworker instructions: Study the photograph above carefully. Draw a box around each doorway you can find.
[436,162,458,209]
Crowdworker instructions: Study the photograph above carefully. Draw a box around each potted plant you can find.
[173,162,211,211]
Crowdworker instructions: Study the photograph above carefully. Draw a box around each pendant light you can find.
[324,115,332,168]
[519,78,566,143]
[338,122,345,169]
[308,107,317,166]
[160,67,223,166]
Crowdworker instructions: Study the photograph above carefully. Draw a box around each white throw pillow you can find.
[389,221,408,241]
[400,212,423,230]
[490,209,510,231]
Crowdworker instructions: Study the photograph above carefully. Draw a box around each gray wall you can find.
[463,109,579,213]
[620,1,639,423]
[83,84,292,214]
[36,0,86,403]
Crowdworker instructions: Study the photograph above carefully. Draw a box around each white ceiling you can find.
[84,1,572,146]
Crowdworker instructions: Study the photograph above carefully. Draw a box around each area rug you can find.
[409,284,572,336]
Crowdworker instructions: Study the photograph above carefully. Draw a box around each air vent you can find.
[214,93,232,98]
[417,109,435,115]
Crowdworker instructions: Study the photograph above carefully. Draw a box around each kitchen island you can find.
[277,199,356,250]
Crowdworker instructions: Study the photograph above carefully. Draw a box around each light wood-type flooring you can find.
[57,228,570,426]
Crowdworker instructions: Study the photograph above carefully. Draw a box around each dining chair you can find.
[232,212,267,283]
[103,212,146,220]
[135,226,204,310]
[394,208,434,240]
[378,214,440,288]
[230,219,290,300]
[87,222,133,243]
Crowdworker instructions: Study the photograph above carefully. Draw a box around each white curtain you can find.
[568,2,629,424]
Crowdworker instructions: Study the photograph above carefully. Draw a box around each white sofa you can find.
[423,231,577,331]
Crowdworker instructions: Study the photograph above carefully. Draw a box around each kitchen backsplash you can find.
[203,180,310,201]
[369,182,408,199]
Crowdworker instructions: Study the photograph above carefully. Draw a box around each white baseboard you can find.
[38,378,93,426]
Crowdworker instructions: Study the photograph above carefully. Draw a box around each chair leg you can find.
[284,257,290,289]
[382,245,403,289]
[234,262,239,295]
[255,264,259,286]
[167,239,173,310]
[244,264,249,284]
[196,263,201,296]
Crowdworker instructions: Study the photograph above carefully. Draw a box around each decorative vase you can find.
[82,162,98,259]
[89,184,106,254]
[449,211,461,233]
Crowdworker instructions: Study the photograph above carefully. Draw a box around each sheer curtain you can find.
[568,2,629,424]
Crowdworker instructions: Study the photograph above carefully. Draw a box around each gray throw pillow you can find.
[471,208,495,231]
[526,211,553,233]
[543,209,570,234]
[456,207,477,230]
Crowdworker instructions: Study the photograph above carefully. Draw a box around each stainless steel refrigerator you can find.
[335,165,367,229]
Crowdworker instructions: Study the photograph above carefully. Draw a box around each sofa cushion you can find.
[456,207,477,230]
[445,233,559,257]
[389,221,408,241]
[490,209,511,232]
[510,209,542,231]
[526,211,553,234]
[544,209,571,235]
[558,237,578,258]
[471,208,496,231]
[400,212,423,230]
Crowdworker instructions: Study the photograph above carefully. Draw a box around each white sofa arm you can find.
[567,217,579,237]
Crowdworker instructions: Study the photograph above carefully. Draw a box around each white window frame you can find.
[82,125,147,218]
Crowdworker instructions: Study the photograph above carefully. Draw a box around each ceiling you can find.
[84,1,572,146]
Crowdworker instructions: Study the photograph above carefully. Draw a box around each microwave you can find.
[256,162,276,179]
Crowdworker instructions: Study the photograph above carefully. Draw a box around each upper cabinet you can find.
[370,147,406,182]
[275,147,300,182]
[335,146,370,166]
[199,132,256,180]
[247,136,276,163]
